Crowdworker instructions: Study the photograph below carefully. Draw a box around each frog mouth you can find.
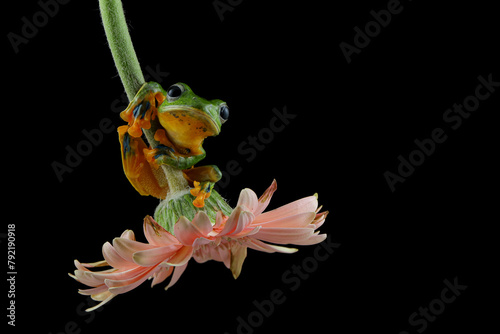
[160,105,220,136]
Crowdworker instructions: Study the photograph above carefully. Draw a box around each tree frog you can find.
[118,82,229,208]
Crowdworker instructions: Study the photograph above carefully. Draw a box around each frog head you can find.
[157,82,229,154]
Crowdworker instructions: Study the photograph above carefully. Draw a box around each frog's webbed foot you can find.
[183,165,222,208]
[120,82,166,138]
[190,181,213,208]
[118,126,169,199]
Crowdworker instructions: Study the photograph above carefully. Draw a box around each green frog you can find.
[118,82,229,207]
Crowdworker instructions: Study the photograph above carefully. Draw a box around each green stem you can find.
[98,0,144,100]
[99,0,188,194]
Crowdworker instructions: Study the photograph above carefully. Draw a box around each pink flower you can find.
[70,180,328,311]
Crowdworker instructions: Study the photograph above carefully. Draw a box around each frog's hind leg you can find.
[120,82,166,138]
[118,126,169,199]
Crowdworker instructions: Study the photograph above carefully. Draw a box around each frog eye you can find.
[219,104,229,123]
[166,84,184,102]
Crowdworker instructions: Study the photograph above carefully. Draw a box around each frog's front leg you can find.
[183,165,222,208]
[120,82,166,138]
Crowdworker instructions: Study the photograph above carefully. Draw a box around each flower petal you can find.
[143,216,179,246]
[254,179,277,216]
[133,244,182,267]
[74,270,105,287]
[232,226,261,238]
[120,229,136,240]
[191,211,213,236]
[230,242,247,279]
[106,266,158,295]
[312,211,329,229]
[232,210,255,236]
[165,263,188,290]
[85,292,116,312]
[210,242,231,268]
[74,259,91,272]
[174,216,205,246]
[254,195,318,224]
[164,246,193,266]
[78,285,108,296]
[245,239,298,253]
[151,265,173,287]
[236,188,259,212]
[219,206,255,236]
[218,206,241,236]
[254,212,316,228]
[112,237,156,262]
[86,265,147,282]
[79,260,108,268]
[102,242,136,269]
[213,211,226,229]
[290,232,327,245]
[193,246,212,264]
[90,290,114,303]
[192,237,214,248]
[253,227,315,244]
[73,260,106,287]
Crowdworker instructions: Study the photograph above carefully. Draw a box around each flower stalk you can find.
[98,0,144,101]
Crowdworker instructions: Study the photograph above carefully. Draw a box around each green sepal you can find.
[154,189,233,234]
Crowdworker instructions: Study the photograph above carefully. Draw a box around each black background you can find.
[4,0,498,333]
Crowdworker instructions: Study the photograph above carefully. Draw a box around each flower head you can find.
[70,180,328,311]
